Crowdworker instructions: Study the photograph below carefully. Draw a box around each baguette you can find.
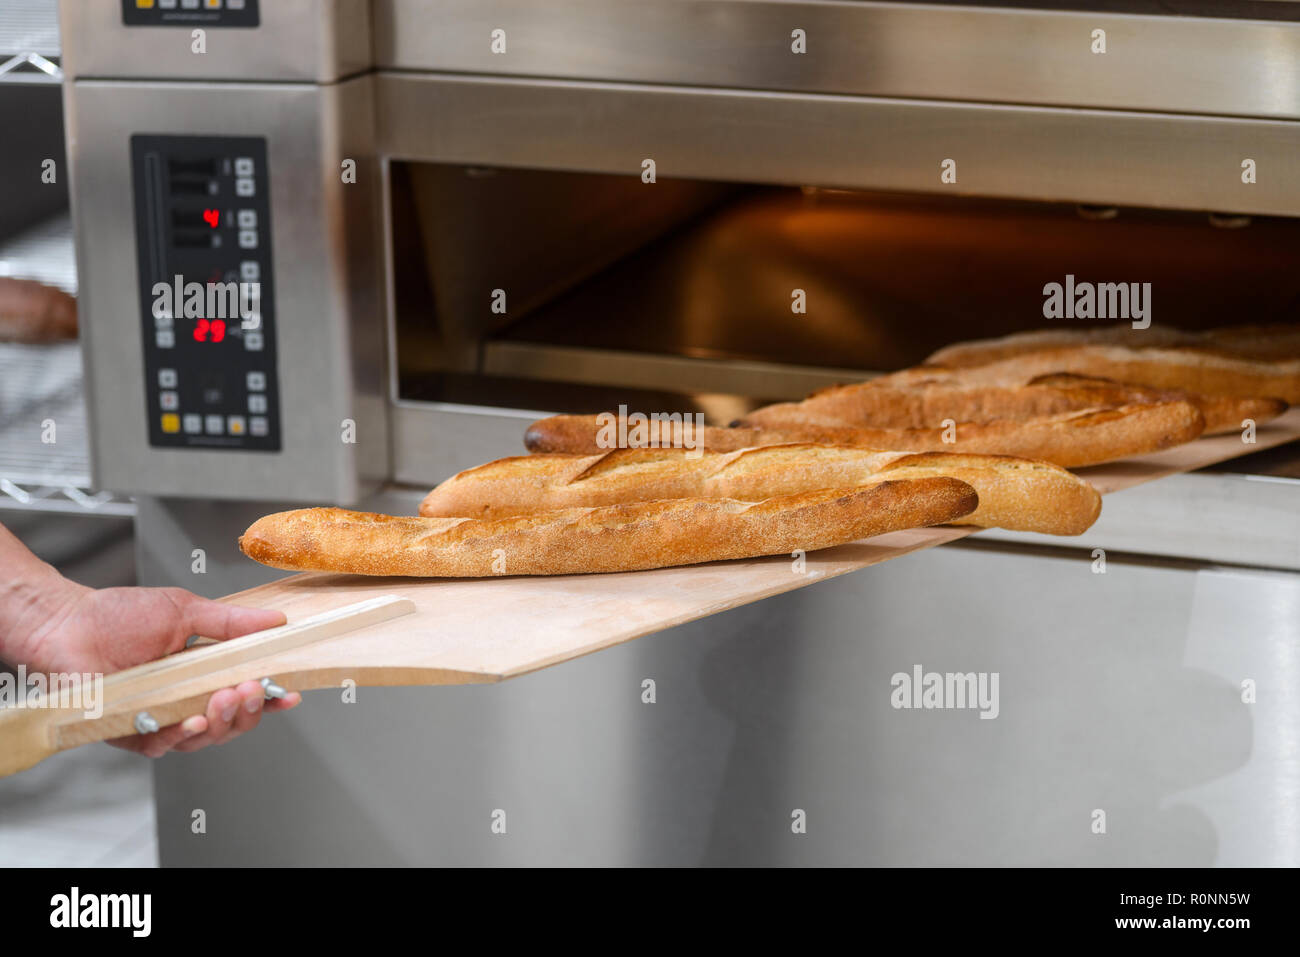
[927,322,1300,365]
[1024,373,1286,435]
[524,403,1204,469]
[239,478,980,577]
[859,368,1285,435]
[915,342,1299,403]
[420,444,1102,536]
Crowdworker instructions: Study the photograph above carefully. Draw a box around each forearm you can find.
[0,521,79,668]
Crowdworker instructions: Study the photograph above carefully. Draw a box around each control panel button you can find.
[205,0,222,9]
[240,260,259,281]
[248,393,267,414]
[136,0,156,8]
[156,330,175,348]
[250,416,268,437]
[227,415,246,436]
[159,0,177,7]
[237,209,257,229]
[228,0,246,8]
[158,368,177,388]
[160,390,179,411]
[181,0,199,9]
[244,331,263,351]
[154,311,173,329]
[183,413,202,434]
[235,177,255,197]
[161,412,179,433]
[204,414,224,435]
[246,371,266,391]
[238,230,258,249]
[234,157,254,176]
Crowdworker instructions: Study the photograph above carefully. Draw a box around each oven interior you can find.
[390,163,1300,429]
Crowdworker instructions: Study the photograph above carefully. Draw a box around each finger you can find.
[206,687,243,738]
[263,691,302,714]
[166,693,300,753]
[174,592,287,643]
[106,714,206,759]
[169,688,241,752]
[172,682,264,751]
[223,680,266,741]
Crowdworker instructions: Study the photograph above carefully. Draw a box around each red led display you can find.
[192,318,227,343]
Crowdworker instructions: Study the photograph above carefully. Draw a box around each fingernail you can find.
[245,695,262,713]
[221,704,238,722]
[182,718,203,737]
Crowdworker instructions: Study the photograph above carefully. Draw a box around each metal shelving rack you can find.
[0,0,132,518]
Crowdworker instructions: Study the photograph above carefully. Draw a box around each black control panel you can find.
[130,135,280,451]
[122,0,259,27]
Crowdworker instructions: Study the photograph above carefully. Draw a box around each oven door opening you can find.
[390,162,1300,425]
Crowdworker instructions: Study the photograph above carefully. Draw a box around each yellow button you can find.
[161,413,180,433]
[136,0,155,8]
[205,0,221,8]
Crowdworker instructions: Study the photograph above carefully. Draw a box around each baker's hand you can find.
[13,575,301,758]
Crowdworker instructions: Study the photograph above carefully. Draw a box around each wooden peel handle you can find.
[0,595,416,778]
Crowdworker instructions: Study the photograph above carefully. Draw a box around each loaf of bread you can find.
[920,338,1299,403]
[736,400,1203,468]
[525,394,1201,467]
[0,278,77,343]
[864,369,1285,435]
[420,444,1101,536]
[240,478,980,576]
[926,322,1300,364]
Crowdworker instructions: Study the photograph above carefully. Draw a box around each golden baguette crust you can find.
[913,343,1299,402]
[420,444,1101,536]
[1024,372,1286,435]
[737,402,1204,468]
[525,404,1204,469]
[927,323,1300,365]
[860,368,1285,435]
[239,479,979,577]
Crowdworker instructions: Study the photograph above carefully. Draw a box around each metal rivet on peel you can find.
[260,677,287,700]
[134,712,160,734]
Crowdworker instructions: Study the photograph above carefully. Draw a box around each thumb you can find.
[179,594,287,642]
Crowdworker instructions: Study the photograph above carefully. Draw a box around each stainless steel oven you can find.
[58,0,1300,865]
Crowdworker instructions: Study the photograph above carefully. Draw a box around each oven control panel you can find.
[122,0,259,28]
[130,134,280,451]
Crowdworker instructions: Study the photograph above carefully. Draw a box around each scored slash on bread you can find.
[526,401,1205,470]
[925,322,1300,365]
[919,338,1299,404]
[239,478,980,577]
[790,368,1285,436]
[420,444,1103,537]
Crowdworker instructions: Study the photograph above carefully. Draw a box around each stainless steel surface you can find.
[376,0,1300,119]
[389,400,543,486]
[66,77,387,503]
[482,341,872,398]
[58,0,371,83]
[376,72,1300,216]
[141,492,1300,866]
